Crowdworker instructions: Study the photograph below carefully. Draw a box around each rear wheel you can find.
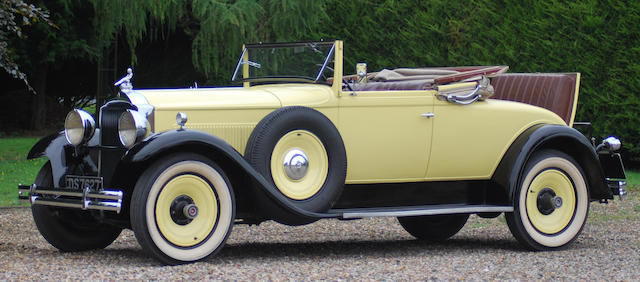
[506,150,589,250]
[398,214,469,242]
[31,162,122,252]
[130,153,235,265]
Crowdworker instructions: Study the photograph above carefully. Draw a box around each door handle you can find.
[420,112,435,118]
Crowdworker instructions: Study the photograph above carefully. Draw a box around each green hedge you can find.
[317,0,640,164]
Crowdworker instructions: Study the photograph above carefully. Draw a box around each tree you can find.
[89,0,328,80]
[0,0,53,90]
[9,0,97,130]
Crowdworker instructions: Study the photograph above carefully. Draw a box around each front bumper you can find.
[18,184,123,213]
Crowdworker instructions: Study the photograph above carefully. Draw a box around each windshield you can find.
[231,41,335,83]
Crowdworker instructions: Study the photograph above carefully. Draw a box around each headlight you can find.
[118,110,149,148]
[64,109,95,146]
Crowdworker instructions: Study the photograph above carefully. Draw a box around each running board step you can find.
[329,205,513,219]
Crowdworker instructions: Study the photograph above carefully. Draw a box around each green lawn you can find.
[0,137,41,206]
[625,170,640,189]
[0,137,638,207]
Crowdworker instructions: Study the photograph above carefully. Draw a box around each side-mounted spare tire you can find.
[245,106,347,225]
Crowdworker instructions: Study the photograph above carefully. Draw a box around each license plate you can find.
[65,175,103,190]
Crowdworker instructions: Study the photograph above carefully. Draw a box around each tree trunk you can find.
[29,66,48,130]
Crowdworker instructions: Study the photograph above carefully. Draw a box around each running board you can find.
[329,205,513,219]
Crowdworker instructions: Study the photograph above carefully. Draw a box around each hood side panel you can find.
[139,87,282,153]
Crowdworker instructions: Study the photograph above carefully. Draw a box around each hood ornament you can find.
[114,68,134,92]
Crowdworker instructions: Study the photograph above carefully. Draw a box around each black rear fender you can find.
[492,124,611,204]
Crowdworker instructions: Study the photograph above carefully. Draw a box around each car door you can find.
[426,97,566,181]
[338,89,435,183]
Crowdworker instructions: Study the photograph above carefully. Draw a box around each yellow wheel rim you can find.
[155,174,218,247]
[271,130,328,200]
[525,169,576,234]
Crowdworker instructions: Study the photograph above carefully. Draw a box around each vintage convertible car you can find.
[18,41,627,264]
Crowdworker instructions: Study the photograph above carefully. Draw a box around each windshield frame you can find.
[231,41,336,84]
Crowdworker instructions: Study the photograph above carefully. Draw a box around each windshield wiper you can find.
[241,60,261,68]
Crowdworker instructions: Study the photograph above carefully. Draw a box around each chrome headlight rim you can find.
[64,109,96,146]
[118,109,149,148]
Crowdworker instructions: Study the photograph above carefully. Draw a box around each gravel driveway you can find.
[1,194,639,280]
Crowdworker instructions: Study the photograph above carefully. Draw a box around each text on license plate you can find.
[65,175,103,190]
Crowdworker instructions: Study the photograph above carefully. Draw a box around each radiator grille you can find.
[99,101,135,146]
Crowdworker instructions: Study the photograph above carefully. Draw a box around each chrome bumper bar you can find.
[607,179,627,200]
[18,184,123,213]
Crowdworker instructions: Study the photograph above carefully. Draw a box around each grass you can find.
[0,137,41,207]
[625,170,640,190]
[624,170,640,218]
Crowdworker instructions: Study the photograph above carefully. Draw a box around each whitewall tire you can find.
[506,150,589,250]
[131,154,235,264]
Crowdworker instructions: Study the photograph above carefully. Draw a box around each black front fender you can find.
[27,131,104,188]
[27,132,63,160]
[27,132,71,187]
[120,129,331,220]
[492,124,611,203]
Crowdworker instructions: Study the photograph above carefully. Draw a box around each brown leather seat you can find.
[490,73,579,125]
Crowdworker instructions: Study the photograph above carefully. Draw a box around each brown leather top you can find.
[490,73,579,125]
[339,66,508,91]
[434,66,508,85]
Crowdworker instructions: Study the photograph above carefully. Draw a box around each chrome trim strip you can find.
[340,205,513,219]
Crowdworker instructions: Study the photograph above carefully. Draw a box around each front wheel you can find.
[506,150,590,250]
[130,153,235,265]
[32,162,122,252]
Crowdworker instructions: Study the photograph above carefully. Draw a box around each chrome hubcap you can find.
[170,195,198,225]
[283,149,309,180]
[537,188,563,215]
[183,203,199,219]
